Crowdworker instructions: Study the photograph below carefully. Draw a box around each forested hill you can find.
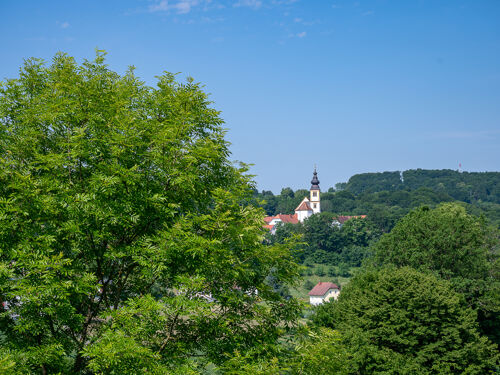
[344,169,500,203]
[255,169,500,230]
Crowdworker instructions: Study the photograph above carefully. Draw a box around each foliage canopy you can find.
[373,203,500,344]
[0,52,301,373]
[315,267,499,374]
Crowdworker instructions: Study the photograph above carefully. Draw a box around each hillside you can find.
[255,169,500,229]
[345,169,500,203]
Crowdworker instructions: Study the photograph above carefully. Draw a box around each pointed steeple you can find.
[310,167,320,190]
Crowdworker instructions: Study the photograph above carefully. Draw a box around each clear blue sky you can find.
[1,0,499,193]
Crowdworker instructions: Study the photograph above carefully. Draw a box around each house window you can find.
[313,192,317,197]
[313,203,317,208]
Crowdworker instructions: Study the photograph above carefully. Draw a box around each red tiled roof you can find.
[277,213,299,224]
[263,214,299,229]
[295,201,312,212]
[308,282,340,296]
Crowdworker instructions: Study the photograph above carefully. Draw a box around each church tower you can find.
[310,167,321,214]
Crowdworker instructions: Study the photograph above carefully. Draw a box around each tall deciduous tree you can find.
[315,267,499,374]
[373,203,500,345]
[0,52,300,373]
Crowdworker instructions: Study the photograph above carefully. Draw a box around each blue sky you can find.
[1,0,499,192]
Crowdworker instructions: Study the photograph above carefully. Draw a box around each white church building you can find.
[294,168,321,222]
[264,169,321,231]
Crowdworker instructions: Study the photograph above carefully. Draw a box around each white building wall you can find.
[309,289,340,305]
[297,209,312,223]
[325,289,340,301]
[269,218,282,226]
[309,296,325,306]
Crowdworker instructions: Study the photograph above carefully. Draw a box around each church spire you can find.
[310,167,320,190]
[309,166,321,214]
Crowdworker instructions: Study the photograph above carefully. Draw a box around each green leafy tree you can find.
[335,182,347,191]
[304,280,315,291]
[341,217,380,248]
[266,222,302,249]
[336,263,351,277]
[211,328,352,375]
[288,328,351,375]
[315,266,326,277]
[302,212,342,255]
[314,267,499,374]
[280,187,294,199]
[0,52,301,373]
[373,203,500,344]
[345,171,403,194]
[365,204,400,232]
[327,267,337,277]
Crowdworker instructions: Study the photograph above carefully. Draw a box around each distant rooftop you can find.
[308,281,340,296]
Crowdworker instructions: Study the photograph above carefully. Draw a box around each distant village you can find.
[263,168,365,305]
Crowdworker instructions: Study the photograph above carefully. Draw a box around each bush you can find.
[304,280,316,291]
[303,258,314,268]
[328,267,337,277]
[316,266,326,277]
[337,263,351,277]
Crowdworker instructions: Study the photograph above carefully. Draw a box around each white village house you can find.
[263,213,299,234]
[308,281,340,305]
